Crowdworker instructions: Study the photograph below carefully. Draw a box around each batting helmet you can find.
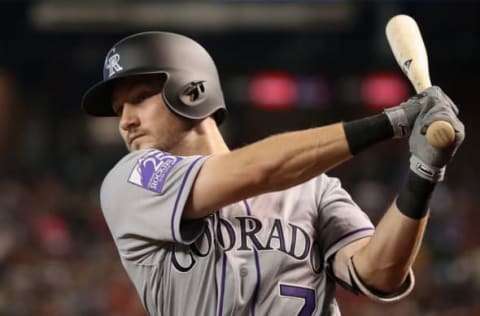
[81,31,227,124]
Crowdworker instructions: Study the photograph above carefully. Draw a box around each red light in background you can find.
[361,72,410,110]
[249,72,297,110]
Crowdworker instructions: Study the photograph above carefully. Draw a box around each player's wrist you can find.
[343,113,394,155]
[396,169,436,219]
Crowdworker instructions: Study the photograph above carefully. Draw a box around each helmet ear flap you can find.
[179,80,207,106]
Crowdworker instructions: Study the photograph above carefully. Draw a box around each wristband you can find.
[396,170,436,219]
[343,113,394,155]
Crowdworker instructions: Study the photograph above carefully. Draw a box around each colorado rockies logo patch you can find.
[105,49,123,77]
[128,150,183,193]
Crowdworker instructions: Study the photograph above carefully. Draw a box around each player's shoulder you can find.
[109,149,157,174]
[307,173,347,203]
[100,149,154,189]
[104,149,185,180]
[101,148,208,193]
[306,173,343,189]
[318,173,342,185]
[274,173,341,193]
[269,173,342,198]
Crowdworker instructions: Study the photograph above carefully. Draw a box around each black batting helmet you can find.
[81,31,227,124]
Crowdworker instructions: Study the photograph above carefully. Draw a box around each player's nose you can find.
[119,103,140,131]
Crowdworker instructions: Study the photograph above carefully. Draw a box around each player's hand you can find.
[408,87,465,182]
[384,86,445,138]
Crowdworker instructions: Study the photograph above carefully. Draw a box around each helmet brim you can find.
[81,70,167,117]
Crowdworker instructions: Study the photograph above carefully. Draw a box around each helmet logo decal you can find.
[179,81,207,106]
[106,53,123,77]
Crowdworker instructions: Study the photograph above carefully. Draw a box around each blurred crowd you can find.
[0,63,478,316]
[0,71,145,316]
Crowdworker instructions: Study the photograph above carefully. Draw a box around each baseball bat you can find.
[386,14,455,149]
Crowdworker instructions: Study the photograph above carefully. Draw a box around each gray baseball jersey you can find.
[100,149,410,316]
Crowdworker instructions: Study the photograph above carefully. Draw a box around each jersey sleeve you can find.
[100,149,209,261]
[316,175,415,301]
[315,174,375,261]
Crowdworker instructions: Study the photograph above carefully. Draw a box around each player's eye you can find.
[115,105,123,116]
[131,90,155,104]
[112,102,123,116]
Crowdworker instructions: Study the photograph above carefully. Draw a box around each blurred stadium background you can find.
[0,1,478,315]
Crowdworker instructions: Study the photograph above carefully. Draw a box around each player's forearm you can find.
[238,111,397,193]
[352,203,428,292]
[351,170,436,292]
[250,123,351,191]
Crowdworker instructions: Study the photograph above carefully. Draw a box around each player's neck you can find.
[171,117,229,156]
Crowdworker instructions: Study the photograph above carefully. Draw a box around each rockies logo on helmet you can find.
[105,51,123,78]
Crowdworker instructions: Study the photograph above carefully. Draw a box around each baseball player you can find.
[81,32,464,316]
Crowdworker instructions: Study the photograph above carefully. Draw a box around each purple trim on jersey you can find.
[324,226,374,255]
[218,253,227,316]
[243,200,261,316]
[170,157,204,242]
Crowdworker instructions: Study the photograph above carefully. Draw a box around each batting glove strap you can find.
[410,154,446,183]
[384,106,410,138]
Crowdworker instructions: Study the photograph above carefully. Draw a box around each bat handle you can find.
[414,84,456,149]
[426,120,456,149]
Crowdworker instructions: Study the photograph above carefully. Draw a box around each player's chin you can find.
[127,139,144,151]
[132,140,157,151]
[130,143,145,151]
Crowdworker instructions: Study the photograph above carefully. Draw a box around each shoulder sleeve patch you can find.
[128,150,183,193]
